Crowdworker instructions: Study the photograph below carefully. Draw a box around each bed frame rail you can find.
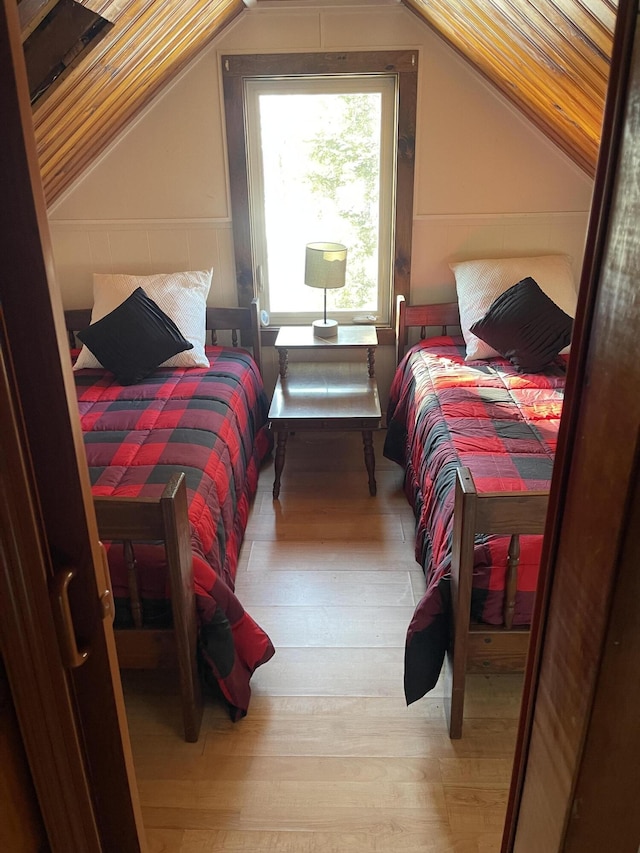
[93,472,203,742]
[446,466,549,738]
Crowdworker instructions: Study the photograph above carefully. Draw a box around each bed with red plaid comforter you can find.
[383,335,566,705]
[73,346,275,720]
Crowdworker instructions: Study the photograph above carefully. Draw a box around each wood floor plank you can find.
[233,570,415,607]
[244,510,407,541]
[173,828,502,853]
[132,752,444,784]
[138,778,449,816]
[144,827,185,853]
[241,605,416,647]
[438,757,514,786]
[247,646,409,696]
[220,693,449,720]
[254,469,384,493]
[255,466,404,495]
[123,687,452,735]
[142,804,450,834]
[241,539,420,573]
[444,785,510,831]
[199,715,518,760]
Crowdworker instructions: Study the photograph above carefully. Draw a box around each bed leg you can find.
[445,467,477,739]
[445,671,466,739]
[503,533,520,630]
[161,475,203,742]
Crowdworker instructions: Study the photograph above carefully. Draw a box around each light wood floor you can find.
[124,430,524,852]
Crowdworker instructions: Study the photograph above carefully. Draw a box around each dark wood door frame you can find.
[502,0,640,849]
[1,1,146,849]
[0,312,103,850]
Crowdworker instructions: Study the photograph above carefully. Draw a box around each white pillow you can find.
[450,255,577,361]
[74,269,213,370]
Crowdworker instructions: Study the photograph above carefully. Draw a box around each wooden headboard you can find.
[395,295,461,364]
[64,297,263,376]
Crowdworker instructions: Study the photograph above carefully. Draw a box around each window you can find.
[222,51,418,336]
[245,76,395,325]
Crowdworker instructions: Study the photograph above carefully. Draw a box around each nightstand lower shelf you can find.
[268,363,381,498]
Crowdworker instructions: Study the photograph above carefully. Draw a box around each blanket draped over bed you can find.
[74,345,275,720]
[383,335,566,705]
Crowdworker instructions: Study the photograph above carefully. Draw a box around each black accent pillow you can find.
[469,276,572,373]
[77,287,193,385]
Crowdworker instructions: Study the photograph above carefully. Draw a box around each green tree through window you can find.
[306,93,381,311]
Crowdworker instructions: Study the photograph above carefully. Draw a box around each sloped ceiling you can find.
[402,0,616,174]
[28,0,616,207]
[29,0,246,204]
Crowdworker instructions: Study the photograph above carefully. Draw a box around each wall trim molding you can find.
[49,218,233,229]
[413,210,590,222]
[49,211,589,229]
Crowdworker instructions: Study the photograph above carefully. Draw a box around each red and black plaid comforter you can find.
[73,346,275,720]
[383,336,565,705]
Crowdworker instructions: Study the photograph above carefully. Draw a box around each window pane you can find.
[245,75,396,324]
[260,91,382,315]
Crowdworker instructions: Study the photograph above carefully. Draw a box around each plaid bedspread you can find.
[383,336,565,704]
[73,346,275,720]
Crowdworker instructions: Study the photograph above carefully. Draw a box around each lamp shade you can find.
[304,243,347,290]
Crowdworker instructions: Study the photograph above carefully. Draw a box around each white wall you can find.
[48,3,594,403]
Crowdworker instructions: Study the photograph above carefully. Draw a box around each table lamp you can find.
[304,242,347,338]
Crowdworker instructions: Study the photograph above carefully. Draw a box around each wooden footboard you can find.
[93,472,203,742]
[446,466,549,738]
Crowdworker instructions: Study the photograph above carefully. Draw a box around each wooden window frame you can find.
[221,50,418,346]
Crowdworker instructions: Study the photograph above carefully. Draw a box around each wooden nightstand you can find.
[268,326,381,499]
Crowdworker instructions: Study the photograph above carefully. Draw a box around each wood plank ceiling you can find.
[25,0,617,207]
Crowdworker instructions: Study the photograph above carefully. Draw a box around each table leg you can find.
[277,347,289,379]
[362,430,377,496]
[272,430,288,499]
[367,347,376,378]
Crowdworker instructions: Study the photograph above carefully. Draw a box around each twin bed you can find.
[385,284,569,737]
[66,297,274,742]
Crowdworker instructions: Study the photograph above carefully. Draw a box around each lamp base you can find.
[312,319,338,338]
